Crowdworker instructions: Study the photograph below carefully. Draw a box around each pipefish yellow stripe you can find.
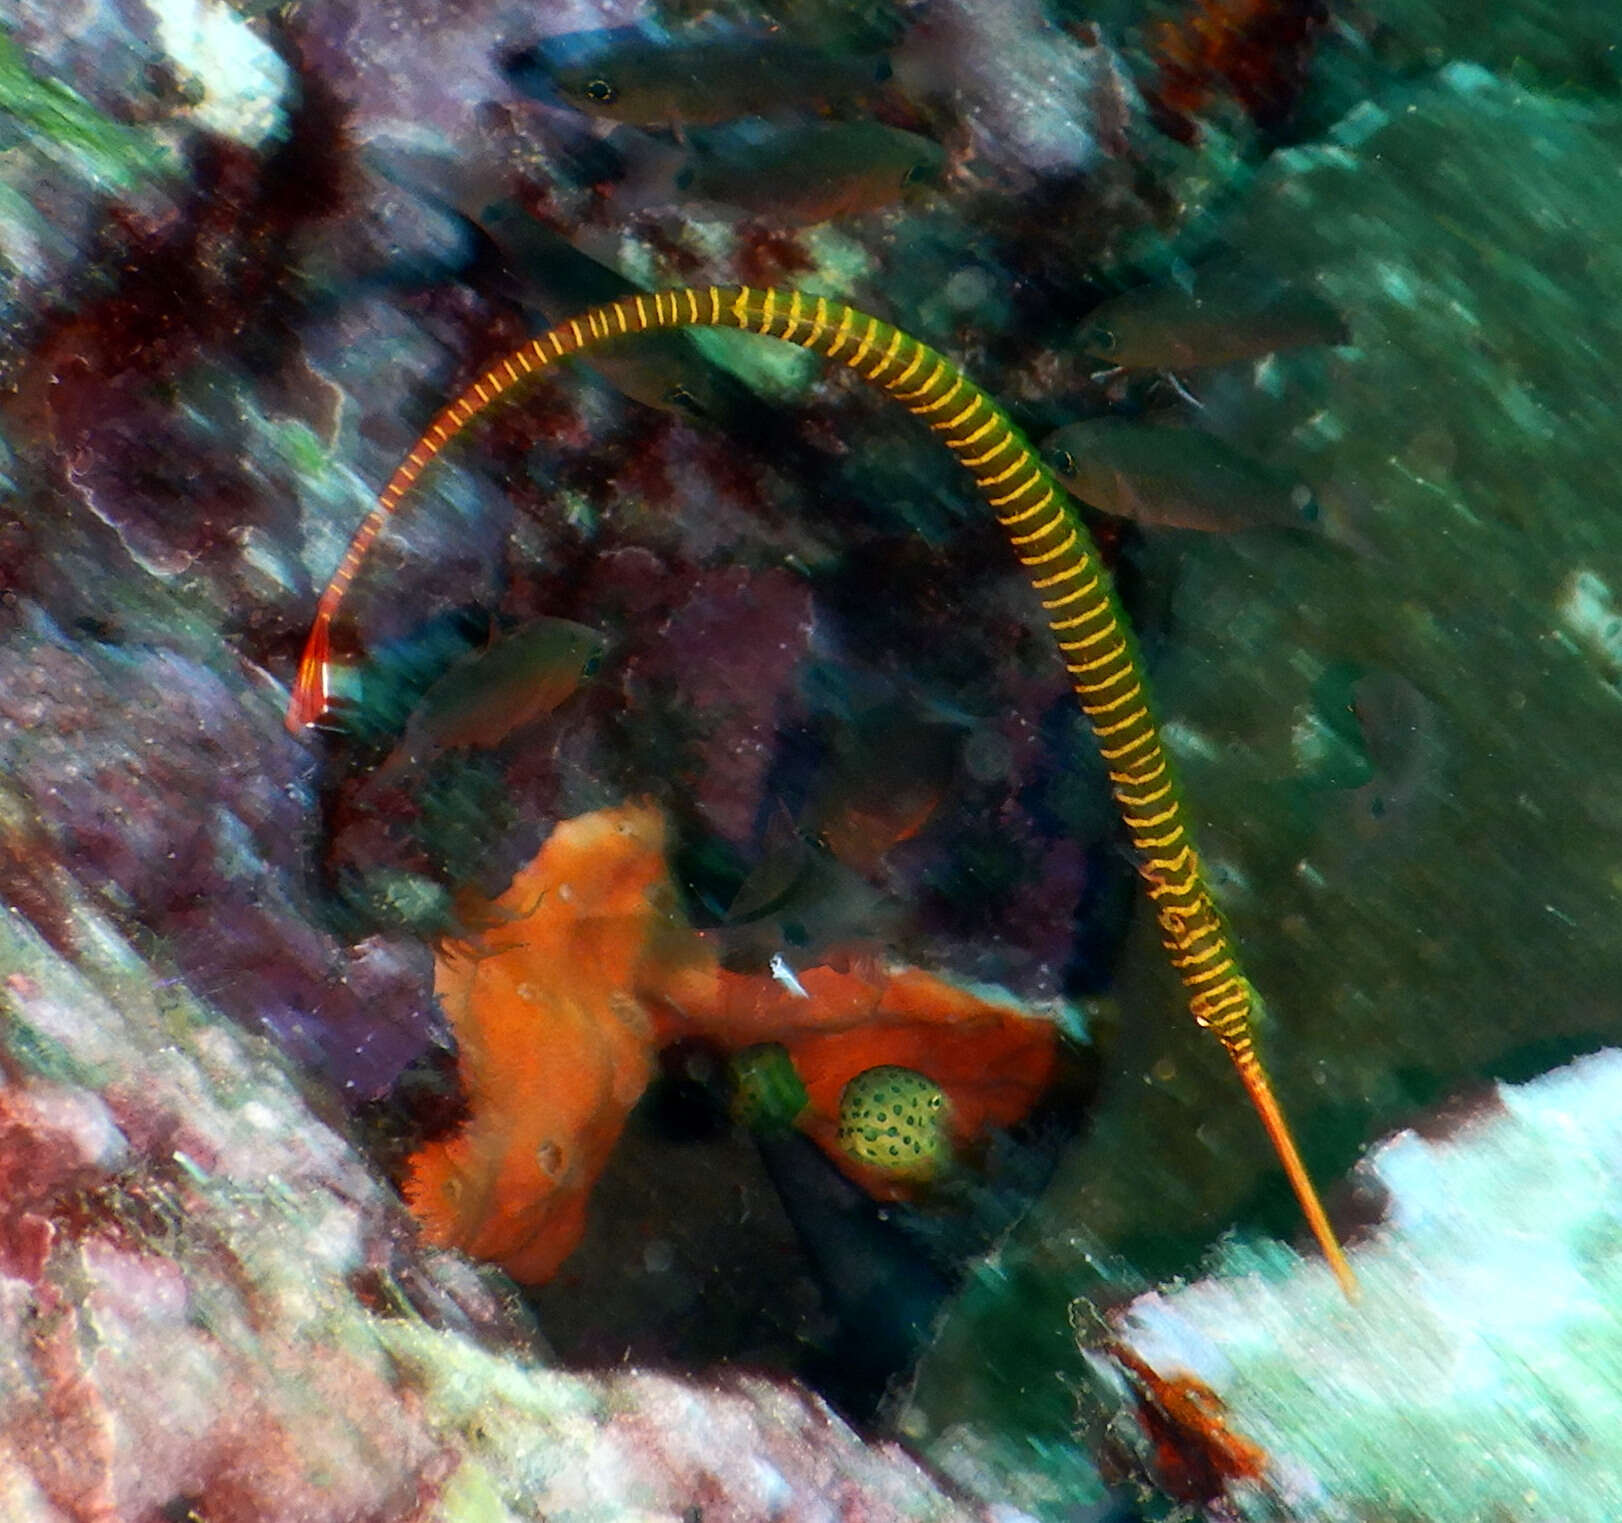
[287,284,1356,1299]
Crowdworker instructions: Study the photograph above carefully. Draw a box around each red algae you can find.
[1146,0,1328,144]
[1108,1343,1271,1505]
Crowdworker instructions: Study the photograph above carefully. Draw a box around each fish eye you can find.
[665,385,701,415]
[1047,446,1077,477]
[902,160,934,187]
[582,650,604,678]
[1082,325,1117,356]
[583,77,617,103]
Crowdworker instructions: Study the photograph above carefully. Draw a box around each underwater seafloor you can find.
[4,0,1622,1518]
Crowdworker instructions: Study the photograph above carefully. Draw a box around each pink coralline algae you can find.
[0,630,435,1098]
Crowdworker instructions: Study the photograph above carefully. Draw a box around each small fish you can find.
[1043,417,1320,535]
[374,617,605,781]
[715,707,956,965]
[1078,264,1348,371]
[470,202,771,427]
[1340,670,1442,846]
[370,139,782,431]
[836,1064,952,1181]
[511,31,893,128]
[801,709,958,875]
[720,823,899,968]
[667,121,945,225]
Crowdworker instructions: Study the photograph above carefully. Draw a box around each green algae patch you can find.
[0,34,172,189]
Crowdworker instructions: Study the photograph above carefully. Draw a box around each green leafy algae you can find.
[0,33,171,188]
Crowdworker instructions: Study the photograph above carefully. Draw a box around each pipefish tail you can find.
[287,285,1357,1299]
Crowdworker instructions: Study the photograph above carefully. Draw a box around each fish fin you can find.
[1112,466,1149,522]
[605,127,690,214]
[1160,370,1205,409]
[287,614,333,733]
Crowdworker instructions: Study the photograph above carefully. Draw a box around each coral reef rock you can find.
[0,886,1023,1522]
[1104,1049,1622,1522]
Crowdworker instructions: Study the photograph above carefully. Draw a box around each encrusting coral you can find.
[402,799,1063,1282]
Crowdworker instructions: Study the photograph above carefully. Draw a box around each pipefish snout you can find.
[287,285,1356,1300]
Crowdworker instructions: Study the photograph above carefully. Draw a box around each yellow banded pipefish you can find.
[470,204,769,428]
[286,285,1356,1299]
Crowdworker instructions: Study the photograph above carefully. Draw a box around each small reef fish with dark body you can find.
[661,121,946,225]
[509,30,894,128]
[1078,263,1349,371]
[719,825,900,971]
[800,709,957,876]
[1333,670,1443,853]
[1043,416,1322,535]
[470,202,771,428]
[372,617,605,782]
[713,708,956,965]
[381,138,782,429]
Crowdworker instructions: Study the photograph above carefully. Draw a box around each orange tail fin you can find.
[286,613,333,733]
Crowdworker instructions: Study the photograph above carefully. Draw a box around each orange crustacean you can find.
[402,799,1062,1282]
